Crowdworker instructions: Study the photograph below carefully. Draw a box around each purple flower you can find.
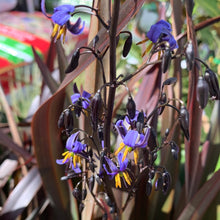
[147,20,178,50]
[56,132,86,171]
[71,85,91,117]
[41,0,85,42]
[71,90,91,109]
[114,119,150,164]
[103,152,132,188]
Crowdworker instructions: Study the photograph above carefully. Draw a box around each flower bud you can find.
[73,82,80,94]
[64,109,74,134]
[155,176,163,191]
[126,95,136,119]
[146,179,152,196]
[185,41,194,71]
[82,188,87,200]
[88,175,95,192]
[136,111,145,133]
[79,202,85,213]
[162,48,172,73]
[179,106,190,140]
[170,141,179,160]
[162,77,177,90]
[165,128,169,137]
[148,128,157,150]
[162,171,171,194]
[104,194,112,207]
[204,69,220,100]
[74,99,82,117]
[90,90,103,131]
[72,187,82,201]
[58,111,65,128]
[65,49,80,73]
[158,92,167,115]
[196,76,209,109]
[122,34,132,57]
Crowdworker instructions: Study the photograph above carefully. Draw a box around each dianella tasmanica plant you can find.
[32,1,220,219]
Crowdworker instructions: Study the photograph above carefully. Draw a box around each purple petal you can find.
[66,131,80,150]
[73,141,86,153]
[103,164,117,179]
[123,130,139,148]
[115,120,127,139]
[41,0,51,18]
[146,20,178,49]
[53,5,75,13]
[125,110,139,125]
[56,158,68,165]
[52,11,71,26]
[156,20,172,31]
[104,156,118,173]
[71,93,81,104]
[82,90,91,99]
[118,152,128,171]
[67,18,85,35]
[73,83,80,94]
[71,163,81,173]
[82,100,90,109]
[135,128,150,148]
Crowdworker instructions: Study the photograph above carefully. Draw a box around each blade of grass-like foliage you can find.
[32,46,59,94]
[31,1,145,219]
[177,169,220,220]
[0,84,30,174]
[55,40,67,82]
[0,129,33,161]
[46,39,57,72]
[32,89,73,219]
[184,1,203,200]
[0,167,42,220]
[192,101,220,191]
[0,159,18,188]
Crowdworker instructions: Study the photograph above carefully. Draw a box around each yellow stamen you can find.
[73,154,77,167]
[142,41,153,57]
[126,171,132,182]
[62,152,71,163]
[136,37,149,45]
[51,24,59,38]
[84,110,89,117]
[115,173,121,188]
[78,156,81,164]
[158,50,161,60]
[115,142,125,156]
[56,26,67,40]
[122,147,130,162]
[123,172,131,185]
[134,148,139,165]
[62,151,69,156]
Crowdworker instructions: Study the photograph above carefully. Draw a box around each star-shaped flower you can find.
[114,119,150,164]
[41,0,85,42]
[147,20,178,50]
[103,152,132,188]
[56,131,86,171]
[71,84,91,117]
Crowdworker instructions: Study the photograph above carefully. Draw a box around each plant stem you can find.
[104,1,120,152]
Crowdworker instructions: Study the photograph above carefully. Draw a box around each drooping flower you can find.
[41,0,85,42]
[103,152,132,188]
[147,20,178,50]
[71,83,91,117]
[114,119,150,164]
[56,131,87,172]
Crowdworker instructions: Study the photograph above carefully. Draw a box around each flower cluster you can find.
[40,1,219,215]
